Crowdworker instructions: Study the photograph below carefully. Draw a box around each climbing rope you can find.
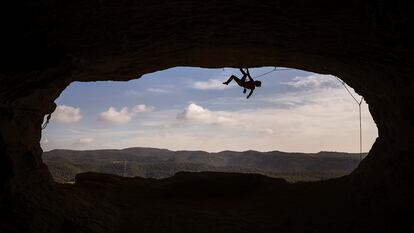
[253,67,294,79]
[223,67,294,79]
[334,77,364,161]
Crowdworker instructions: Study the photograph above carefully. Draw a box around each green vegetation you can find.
[43,148,366,183]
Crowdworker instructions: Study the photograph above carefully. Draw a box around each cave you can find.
[42,68,376,183]
[1,1,413,232]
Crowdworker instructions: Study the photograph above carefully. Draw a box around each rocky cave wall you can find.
[1,0,413,232]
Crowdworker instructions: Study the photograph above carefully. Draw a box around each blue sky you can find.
[41,67,378,153]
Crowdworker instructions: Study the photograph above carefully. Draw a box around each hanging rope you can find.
[248,71,364,161]
[253,67,278,78]
[253,67,294,79]
[334,77,364,161]
[222,67,294,79]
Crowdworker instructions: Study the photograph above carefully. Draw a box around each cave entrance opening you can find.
[40,67,378,184]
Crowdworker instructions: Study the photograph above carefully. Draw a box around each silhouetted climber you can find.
[223,68,261,99]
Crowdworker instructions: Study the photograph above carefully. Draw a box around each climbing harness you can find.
[334,77,364,162]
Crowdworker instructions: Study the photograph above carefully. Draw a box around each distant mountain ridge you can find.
[43,147,366,183]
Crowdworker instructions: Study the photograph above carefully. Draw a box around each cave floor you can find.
[62,172,398,233]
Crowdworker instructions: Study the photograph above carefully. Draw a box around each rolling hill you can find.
[42,147,366,183]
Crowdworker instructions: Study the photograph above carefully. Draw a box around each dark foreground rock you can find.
[70,171,408,233]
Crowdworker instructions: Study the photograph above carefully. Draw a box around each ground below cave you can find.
[62,171,408,233]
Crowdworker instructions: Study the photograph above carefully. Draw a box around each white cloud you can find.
[132,104,154,113]
[190,68,241,90]
[99,107,132,124]
[52,105,82,123]
[192,79,232,90]
[98,104,154,124]
[177,103,236,126]
[282,74,339,89]
[77,137,95,145]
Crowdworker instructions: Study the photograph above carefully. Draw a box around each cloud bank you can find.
[52,105,82,123]
[282,74,339,89]
[177,103,235,126]
[98,104,154,124]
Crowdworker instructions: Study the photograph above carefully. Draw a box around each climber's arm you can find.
[246,68,254,82]
[247,89,254,99]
